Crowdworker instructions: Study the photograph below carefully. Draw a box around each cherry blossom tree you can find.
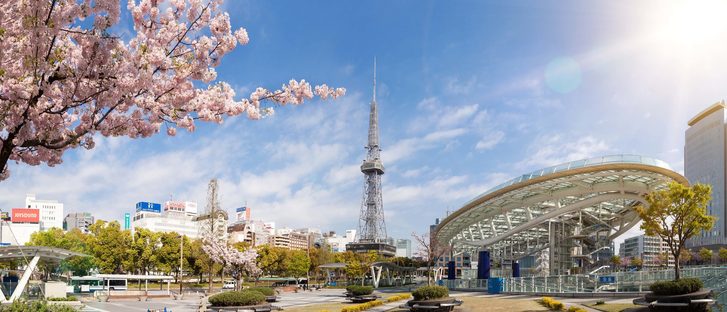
[202,233,260,290]
[412,231,451,285]
[0,0,345,180]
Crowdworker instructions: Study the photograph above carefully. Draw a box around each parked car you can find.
[222,280,236,289]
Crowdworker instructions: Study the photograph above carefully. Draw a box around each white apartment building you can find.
[685,101,727,248]
[395,239,412,258]
[619,235,674,268]
[325,229,357,252]
[25,194,63,230]
[132,201,212,239]
[271,230,309,250]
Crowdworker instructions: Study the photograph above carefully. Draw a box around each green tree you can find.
[610,255,621,271]
[630,257,643,269]
[635,182,715,280]
[286,250,311,279]
[186,239,210,283]
[656,252,670,268]
[340,251,367,285]
[309,244,334,273]
[256,245,286,276]
[87,220,132,273]
[125,228,159,275]
[719,247,727,263]
[680,249,692,265]
[27,228,93,276]
[156,232,188,283]
[699,248,713,264]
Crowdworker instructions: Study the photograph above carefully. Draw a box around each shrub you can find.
[539,297,565,311]
[47,296,78,301]
[0,300,78,312]
[595,300,605,305]
[208,290,266,307]
[566,306,587,312]
[412,286,449,301]
[348,285,374,296]
[340,299,384,312]
[246,287,275,296]
[649,277,703,296]
[385,294,411,302]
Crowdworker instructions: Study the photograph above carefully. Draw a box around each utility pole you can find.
[179,234,183,296]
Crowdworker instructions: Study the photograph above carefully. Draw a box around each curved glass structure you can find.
[433,154,686,276]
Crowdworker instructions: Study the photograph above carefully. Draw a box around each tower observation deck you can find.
[347,59,395,257]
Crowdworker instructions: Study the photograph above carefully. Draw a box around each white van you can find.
[222,280,236,290]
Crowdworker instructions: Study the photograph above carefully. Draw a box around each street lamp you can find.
[179,234,184,296]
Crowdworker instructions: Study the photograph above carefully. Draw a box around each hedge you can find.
[340,300,384,312]
[246,287,275,296]
[47,296,78,301]
[385,294,412,303]
[0,300,78,312]
[208,290,266,307]
[412,286,448,301]
[650,278,703,296]
[348,285,374,296]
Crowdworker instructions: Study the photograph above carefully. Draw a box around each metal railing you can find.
[445,267,727,307]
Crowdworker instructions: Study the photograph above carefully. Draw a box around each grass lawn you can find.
[585,303,640,312]
[386,295,548,312]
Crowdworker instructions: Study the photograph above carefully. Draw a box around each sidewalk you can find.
[368,301,405,312]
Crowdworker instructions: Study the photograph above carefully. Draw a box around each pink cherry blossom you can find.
[0,0,345,180]
[201,232,261,282]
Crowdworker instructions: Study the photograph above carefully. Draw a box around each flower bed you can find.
[537,297,587,312]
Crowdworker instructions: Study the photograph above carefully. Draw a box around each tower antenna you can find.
[373,57,377,102]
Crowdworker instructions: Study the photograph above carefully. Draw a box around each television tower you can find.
[357,59,388,243]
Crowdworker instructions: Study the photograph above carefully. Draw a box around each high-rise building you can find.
[63,212,94,233]
[1,208,41,245]
[325,230,357,252]
[235,206,251,222]
[685,101,727,248]
[395,239,412,258]
[25,194,63,230]
[619,235,674,268]
[132,200,201,239]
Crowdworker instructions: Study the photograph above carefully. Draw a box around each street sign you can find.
[599,276,616,284]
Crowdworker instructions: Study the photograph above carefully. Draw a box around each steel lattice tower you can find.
[357,60,387,243]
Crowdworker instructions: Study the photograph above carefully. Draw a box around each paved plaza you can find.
[79,288,353,312]
[74,289,641,312]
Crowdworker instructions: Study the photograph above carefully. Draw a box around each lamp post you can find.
[179,234,184,296]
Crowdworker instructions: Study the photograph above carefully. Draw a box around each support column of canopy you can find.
[8,255,40,302]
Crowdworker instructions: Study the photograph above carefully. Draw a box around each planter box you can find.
[404,297,463,312]
[208,303,274,312]
[633,288,714,312]
[348,295,379,303]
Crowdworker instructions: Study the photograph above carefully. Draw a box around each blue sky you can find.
[3,1,727,250]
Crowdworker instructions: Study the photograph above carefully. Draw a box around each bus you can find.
[69,276,128,293]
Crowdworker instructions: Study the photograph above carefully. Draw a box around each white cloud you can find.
[384,128,468,164]
[437,104,479,128]
[476,131,505,150]
[516,134,611,170]
[417,97,438,111]
[445,76,477,95]
[341,64,355,76]
[401,167,429,178]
